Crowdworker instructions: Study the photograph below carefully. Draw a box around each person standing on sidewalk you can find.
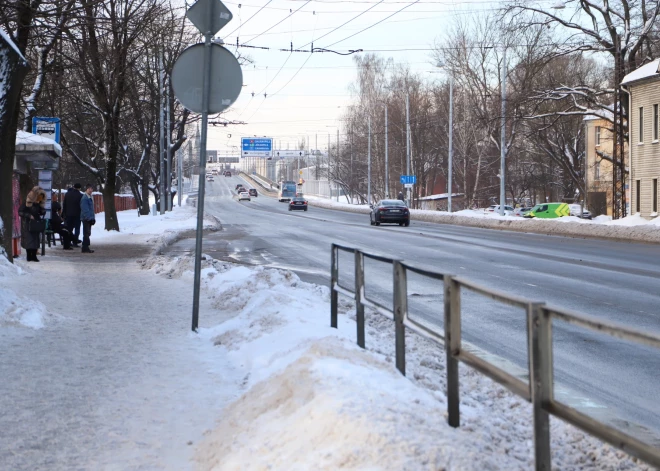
[80,184,96,254]
[18,186,47,262]
[62,183,83,247]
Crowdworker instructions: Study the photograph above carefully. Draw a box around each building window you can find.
[636,180,641,213]
[655,104,659,141]
[654,179,658,213]
[595,126,601,146]
[639,107,644,143]
[594,160,600,180]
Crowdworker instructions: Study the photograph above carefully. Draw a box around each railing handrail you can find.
[329,243,660,470]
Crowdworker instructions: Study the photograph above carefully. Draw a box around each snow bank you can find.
[302,197,660,244]
[0,286,49,329]
[138,256,650,470]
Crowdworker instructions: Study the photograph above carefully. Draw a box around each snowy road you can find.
[186,174,660,444]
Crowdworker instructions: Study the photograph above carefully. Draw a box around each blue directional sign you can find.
[241,137,273,157]
[400,175,416,185]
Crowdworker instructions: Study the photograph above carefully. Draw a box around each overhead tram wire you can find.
[323,0,422,48]
[297,0,386,49]
[243,1,312,46]
[223,0,273,40]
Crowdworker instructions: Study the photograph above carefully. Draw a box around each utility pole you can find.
[499,47,507,216]
[384,105,389,198]
[177,147,182,206]
[336,128,340,202]
[159,53,165,215]
[166,74,172,211]
[368,116,372,205]
[406,93,411,207]
[350,124,354,203]
[315,134,319,180]
[327,133,331,198]
[448,76,453,212]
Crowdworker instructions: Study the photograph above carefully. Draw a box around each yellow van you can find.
[524,203,570,219]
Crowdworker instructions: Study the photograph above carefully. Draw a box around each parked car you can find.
[288,196,308,211]
[512,207,532,217]
[248,188,257,197]
[238,191,250,201]
[487,204,515,215]
[370,199,410,226]
[524,202,570,218]
[569,204,592,219]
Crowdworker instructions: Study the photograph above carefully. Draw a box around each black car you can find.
[248,188,257,197]
[235,184,245,191]
[225,171,231,177]
[370,199,410,226]
[288,196,308,211]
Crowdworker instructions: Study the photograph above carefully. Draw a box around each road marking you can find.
[525,283,537,287]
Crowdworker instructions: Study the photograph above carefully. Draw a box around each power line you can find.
[324,0,423,48]
[243,1,312,45]
[298,0,386,49]
[223,0,273,39]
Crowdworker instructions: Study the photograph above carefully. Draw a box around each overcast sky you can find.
[201,0,546,155]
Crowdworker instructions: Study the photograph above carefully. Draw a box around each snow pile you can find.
[145,258,652,470]
[0,248,49,329]
[302,196,660,243]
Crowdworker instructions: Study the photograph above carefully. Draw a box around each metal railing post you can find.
[330,245,338,328]
[444,275,461,427]
[393,261,407,376]
[355,250,365,348]
[529,303,552,471]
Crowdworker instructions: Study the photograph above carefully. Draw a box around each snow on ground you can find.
[302,195,660,243]
[1,197,653,469]
[139,255,649,470]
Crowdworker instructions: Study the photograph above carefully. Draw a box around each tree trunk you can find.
[0,40,30,261]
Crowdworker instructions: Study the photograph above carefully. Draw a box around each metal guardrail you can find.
[329,243,660,470]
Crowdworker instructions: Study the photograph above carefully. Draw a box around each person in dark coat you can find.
[51,201,73,250]
[62,183,83,246]
[397,191,405,202]
[18,186,47,262]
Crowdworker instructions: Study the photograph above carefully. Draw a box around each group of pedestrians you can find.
[18,183,96,262]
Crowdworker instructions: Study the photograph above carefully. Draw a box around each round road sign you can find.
[171,43,243,114]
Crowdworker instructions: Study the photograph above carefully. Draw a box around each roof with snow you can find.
[621,59,660,86]
[15,130,62,155]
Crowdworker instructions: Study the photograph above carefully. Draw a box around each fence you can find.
[329,243,660,470]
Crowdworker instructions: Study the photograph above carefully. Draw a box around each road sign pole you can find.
[191,1,215,332]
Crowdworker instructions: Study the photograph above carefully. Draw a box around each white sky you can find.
[204,0,517,155]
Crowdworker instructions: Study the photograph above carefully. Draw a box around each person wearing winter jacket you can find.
[80,184,96,253]
[18,186,47,262]
[62,183,83,246]
[51,201,73,250]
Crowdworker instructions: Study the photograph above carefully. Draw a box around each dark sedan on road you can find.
[249,188,257,197]
[288,196,308,211]
[370,199,410,226]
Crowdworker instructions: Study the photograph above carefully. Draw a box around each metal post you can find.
[177,148,182,206]
[355,251,365,348]
[384,105,389,198]
[159,54,165,215]
[405,93,411,207]
[330,245,338,328]
[368,116,371,206]
[499,47,507,216]
[350,124,353,203]
[393,261,407,376]
[448,76,454,213]
[191,0,214,332]
[328,133,331,198]
[336,128,339,202]
[444,275,461,427]
[529,303,552,470]
[166,74,172,211]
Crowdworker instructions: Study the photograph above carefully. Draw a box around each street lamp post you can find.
[384,105,389,198]
[499,47,507,216]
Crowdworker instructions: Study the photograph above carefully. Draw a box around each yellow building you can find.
[622,59,660,219]
[584,114,615,216]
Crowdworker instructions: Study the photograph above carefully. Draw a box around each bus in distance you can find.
[278,181,297,202]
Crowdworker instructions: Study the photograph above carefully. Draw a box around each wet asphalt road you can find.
[171,174,660,444]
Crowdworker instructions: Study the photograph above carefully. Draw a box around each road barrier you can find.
[329,243,660,470]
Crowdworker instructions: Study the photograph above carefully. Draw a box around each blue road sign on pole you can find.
[241,137,273,157]
[400,175,416,185]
